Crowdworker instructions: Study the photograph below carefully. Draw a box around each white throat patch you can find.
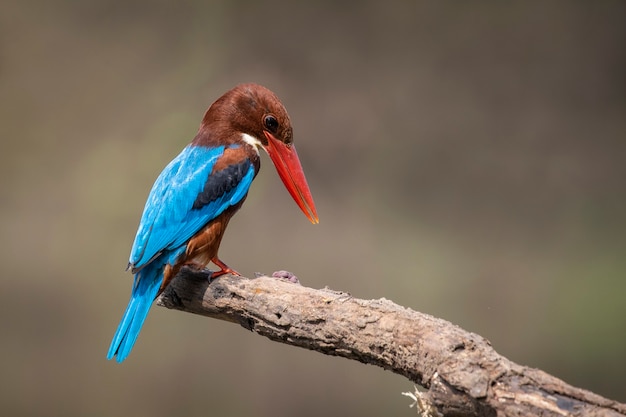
[241,133,262,154]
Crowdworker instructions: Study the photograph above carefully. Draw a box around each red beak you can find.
[263,131,319,224]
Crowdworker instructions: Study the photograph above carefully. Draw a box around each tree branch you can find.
[156,268,626,417]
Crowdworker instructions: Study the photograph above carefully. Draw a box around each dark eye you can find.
[264,115,279,132]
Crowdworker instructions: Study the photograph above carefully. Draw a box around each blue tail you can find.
[107,262,164,363]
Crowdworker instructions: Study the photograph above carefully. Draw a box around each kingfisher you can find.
[107,83,318,363]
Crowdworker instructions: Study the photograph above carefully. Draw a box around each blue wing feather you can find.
[109,143,256,362]
[129,145,255,270]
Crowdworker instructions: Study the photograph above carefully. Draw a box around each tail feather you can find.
[107,263,163,363]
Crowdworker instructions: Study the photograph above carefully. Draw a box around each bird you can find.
[107,83,318,363]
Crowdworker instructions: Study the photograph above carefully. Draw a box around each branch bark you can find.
[156,268,625,417]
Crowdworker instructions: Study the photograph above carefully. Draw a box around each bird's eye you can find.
[264,115,279,132]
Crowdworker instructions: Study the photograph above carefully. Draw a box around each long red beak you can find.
[263,131,319,224]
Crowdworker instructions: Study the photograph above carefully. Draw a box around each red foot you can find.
[210,257,241,278]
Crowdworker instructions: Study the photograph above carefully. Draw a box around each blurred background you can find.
[1,1,625,416]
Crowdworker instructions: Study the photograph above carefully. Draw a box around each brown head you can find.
[197,83,293,148]
[194,83,318,224]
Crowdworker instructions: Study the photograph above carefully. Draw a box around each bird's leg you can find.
[210,257,241,278]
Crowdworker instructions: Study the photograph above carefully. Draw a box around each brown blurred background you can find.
[1,1,625,416]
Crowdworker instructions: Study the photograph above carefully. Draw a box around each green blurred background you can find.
[1,1,625,416]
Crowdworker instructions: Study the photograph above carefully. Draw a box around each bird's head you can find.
[199,83,318,224]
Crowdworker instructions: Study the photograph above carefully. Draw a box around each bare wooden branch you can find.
[156,268,626,417]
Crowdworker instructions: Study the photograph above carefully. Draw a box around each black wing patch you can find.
[192,159,251,210]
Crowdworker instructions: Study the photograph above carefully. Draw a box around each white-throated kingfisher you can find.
[107,83,318,362]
